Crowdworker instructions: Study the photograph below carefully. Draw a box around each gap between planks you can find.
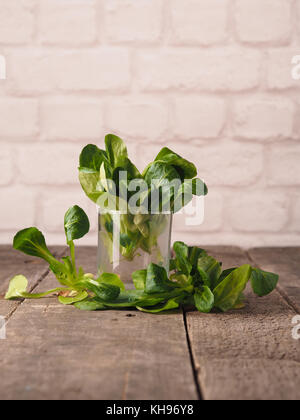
[183,307,203,400]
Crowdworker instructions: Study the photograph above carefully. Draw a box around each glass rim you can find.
[96,205,173,216]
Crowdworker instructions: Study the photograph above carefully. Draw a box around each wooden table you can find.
[0,245,300,400]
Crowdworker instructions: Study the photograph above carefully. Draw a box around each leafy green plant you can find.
[167,242,279,313]
[73,243,278,314]
[79,134,208,266]
[5,206,127,306]
[4,131,279,315]
[6,216,279,315]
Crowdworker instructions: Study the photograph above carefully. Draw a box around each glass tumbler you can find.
[97,209,173,283]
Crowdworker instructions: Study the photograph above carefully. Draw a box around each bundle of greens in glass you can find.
[78,134,208,263]
[5,133,279,313]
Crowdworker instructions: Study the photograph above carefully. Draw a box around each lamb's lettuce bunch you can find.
[169,242,279,312]
[78,134,208,262]
[5,206,126,306]
[74,242,279,313]
[5,210,279,313]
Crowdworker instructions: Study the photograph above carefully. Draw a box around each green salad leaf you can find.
[173,241,192,276]
[194,286,214,313]
[213,265,252,312]
[132,269,147,290]
[154,147,197,180]
[137,298,180,314]
[145,263,177,294]
[216,268,237,288]
[105,134,128,169]
[64,205,90,275]
[97,273,125,291]
[13,228,56,265]
[250,268,279,297]
[79,144,107,172]
[79,144,107,203]
[197,256,222,289]
[5,275,28,299]
[82,279,121,301]
[5,275,69,301]
[64,205,90,244]
[58,291,89,306]
[75,299,107,311]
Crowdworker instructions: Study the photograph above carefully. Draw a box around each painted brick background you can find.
[0,0,299,248]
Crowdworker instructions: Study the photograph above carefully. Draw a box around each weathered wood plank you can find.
[186,246,300,400]
[0,246,197,400]
[248,247,300,313]
[204,246,248,267]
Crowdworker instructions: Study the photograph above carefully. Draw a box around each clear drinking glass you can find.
[97,209,173,283]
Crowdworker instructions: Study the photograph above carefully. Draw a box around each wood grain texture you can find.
[2,245,300,400]
[0,246,197,400]
[248,247,300,313]
[186,247,300,400]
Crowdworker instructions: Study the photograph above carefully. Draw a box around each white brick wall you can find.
[0,0,35,44]
[173,97,226,139]
[105,0,163,43]
[170,0,228,46]
[233,96,295,141]
[136,48,261,92]
[39,0,97,46]
[106,97,168,140]
[235,0,292,44]
[0,0,299,248]
[41,97,104,141]
[0,98,38,137]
